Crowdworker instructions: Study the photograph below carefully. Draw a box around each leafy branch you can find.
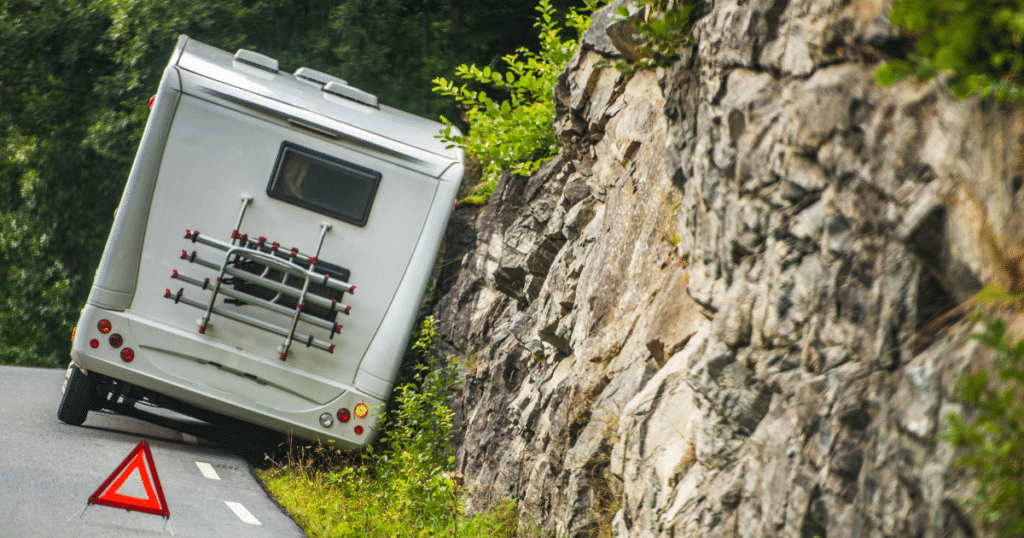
[876,0,1024,104]
[945,310,1024,538]
[432,0,596,205]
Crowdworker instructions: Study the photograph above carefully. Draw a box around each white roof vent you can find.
[324,81,379,109]
[233,49,279,73]
[294,67,347,87]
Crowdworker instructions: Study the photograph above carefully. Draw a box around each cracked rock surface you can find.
[433,0,1024,536]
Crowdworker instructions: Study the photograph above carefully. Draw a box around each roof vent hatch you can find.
[294,67,347,87]
[233,49,279,73]
[323,81,379,109]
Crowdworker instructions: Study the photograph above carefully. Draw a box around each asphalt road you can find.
[0,365,307,537]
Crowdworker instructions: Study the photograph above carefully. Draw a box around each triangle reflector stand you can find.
[88,440,170,518]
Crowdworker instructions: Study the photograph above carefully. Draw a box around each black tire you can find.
[58,364,96,426]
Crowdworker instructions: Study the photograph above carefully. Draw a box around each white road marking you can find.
[181,433,198,444]
[195,461,221,480]
[225,501,261,525]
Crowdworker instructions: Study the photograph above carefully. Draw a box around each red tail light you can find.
[354,426,364,435]
[120,348,135,362]
[90,339,100,349]
[97,319,112,334]
[109,334,124,348]
[337,408,351,423]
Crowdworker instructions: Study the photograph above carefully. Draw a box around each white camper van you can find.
[58,36,464,449]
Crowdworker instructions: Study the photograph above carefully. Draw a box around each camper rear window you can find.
[267,142,381,226]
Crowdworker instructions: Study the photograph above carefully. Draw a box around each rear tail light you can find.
[108,334,124,348]
[97,319,112,334]
[337,408,351,423]
[120,348,135,362]
[90,339,100,349]
[353,426,363,435]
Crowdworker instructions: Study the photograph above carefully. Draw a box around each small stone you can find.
[790,198,828,241]
[563,174,592,205]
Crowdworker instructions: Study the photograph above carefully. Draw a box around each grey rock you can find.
[581,0,632,58]
[431,0,1024,535]
[605,20,644,64]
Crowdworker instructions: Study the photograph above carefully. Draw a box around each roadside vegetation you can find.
[259,317,525,537]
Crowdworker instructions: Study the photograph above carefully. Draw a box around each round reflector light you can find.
[354,403,369,418]
[108,334,124,348]
[120,348,135,362]
[97,319,112,334]
[319,413,334,428]
[354,425,364,435]
[90,339,100,349]
[337,408,351,423]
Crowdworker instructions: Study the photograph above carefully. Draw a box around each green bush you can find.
[433,0,595,205]
[876,0,1024,103]
[945,311,1024,538]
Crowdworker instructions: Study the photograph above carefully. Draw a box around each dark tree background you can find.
[0,0,582,367]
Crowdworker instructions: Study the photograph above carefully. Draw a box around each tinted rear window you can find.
[267,142,381,226]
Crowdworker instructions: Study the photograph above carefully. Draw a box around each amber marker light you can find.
[354,403,369,418]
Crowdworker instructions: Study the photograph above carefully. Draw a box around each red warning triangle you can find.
[88,440,170,518]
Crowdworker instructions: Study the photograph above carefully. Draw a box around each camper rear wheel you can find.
[58,364,97,426]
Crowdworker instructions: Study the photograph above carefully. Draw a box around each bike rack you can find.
[165,196,354,360]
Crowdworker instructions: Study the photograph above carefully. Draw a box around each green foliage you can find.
[0,0,123,366]
[945,311,1024,537]
[876,0,1024,104]
[603,0,698,75]
[260,316,523,537]
[433,0,595,204]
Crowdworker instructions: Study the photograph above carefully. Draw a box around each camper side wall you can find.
[88,63,182,310]
[354,160,464,399]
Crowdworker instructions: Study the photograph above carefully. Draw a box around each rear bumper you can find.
[72,305,382,449]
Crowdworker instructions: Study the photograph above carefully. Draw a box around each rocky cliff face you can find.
[432,0,1024,536]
